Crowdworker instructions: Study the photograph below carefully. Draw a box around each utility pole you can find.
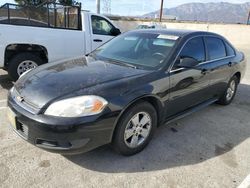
[96,0,100,14]
[159,0,164,22]
[247,10,250,25]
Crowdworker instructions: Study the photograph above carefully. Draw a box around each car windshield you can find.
[91,32,178,70]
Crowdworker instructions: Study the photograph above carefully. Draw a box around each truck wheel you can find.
[8,53,43,81]
[112,102,157,156]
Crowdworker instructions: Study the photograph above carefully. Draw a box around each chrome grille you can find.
[16,122,29,139]
[11,87,40,114]
[19,124,28,137]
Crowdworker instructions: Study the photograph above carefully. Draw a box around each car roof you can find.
[130,29,218,38]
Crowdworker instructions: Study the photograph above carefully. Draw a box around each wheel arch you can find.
[111,95,164,142]
[4,43,48,68]
[234,72,241,83]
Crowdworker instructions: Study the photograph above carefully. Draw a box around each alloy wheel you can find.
[226,79,236,101]
[124,112,152,148]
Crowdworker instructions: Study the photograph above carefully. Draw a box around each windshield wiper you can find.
[119,62,137,69]
[107,58,137,69]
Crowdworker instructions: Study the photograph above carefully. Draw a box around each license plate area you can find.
[7,107,17,129]
[7,107,29,139]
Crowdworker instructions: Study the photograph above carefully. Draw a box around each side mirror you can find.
[111,28,121,36]
[178,57,199,68]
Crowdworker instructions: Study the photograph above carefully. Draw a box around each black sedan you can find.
[7,29,246,156]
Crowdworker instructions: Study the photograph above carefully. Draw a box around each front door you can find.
[165,36,211,118]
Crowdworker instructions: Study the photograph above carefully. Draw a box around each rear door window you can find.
[225,42,235,56]
[205,37,226,60]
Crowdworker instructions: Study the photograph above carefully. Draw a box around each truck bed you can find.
[0,24,86,66]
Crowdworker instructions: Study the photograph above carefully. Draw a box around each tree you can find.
[14,0,46,6]
[58,0,76,6]
[14,0,77,6]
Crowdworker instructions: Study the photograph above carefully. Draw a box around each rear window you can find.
[205,37,226,60]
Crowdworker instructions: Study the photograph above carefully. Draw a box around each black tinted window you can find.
[91,15,114,35]
[225,42,235,56]
[206,37,226,60]
[179,37,205,62]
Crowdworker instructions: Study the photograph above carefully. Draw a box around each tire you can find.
[7,52,43,81]
[112,101,157,156]
[217,75,239,105]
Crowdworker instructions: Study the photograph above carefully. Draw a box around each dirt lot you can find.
[0,46,250,188]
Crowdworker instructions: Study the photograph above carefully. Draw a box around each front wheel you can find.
[112,102,157,156]
[217,75,239,105]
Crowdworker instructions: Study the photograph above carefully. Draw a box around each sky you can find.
[1,0,250,15]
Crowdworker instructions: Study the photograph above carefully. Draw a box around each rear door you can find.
[90,15,117,51]
[166,36,212,118]
[204,36,236,97]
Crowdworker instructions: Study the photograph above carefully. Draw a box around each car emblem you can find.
[16,96,24,102]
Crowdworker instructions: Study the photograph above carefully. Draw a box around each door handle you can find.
[93,39,103,42]
[228,62,232,67]
[201,69,209,75]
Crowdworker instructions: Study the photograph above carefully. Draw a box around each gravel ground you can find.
[0,46,249,188]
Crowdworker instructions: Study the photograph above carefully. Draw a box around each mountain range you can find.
[144,2,250,24]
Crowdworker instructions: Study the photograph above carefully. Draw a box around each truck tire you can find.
[8,53,43,81]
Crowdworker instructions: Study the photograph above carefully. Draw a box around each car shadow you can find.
[0,71,13,90]
[65,83,250,173]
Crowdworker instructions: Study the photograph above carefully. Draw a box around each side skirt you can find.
[163,98,218,126]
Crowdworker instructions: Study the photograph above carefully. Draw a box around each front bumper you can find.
[8,95,118,155]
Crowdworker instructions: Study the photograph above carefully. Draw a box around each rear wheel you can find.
[112,102,157,156]
[217,75,239,105]
[8,53,43,81]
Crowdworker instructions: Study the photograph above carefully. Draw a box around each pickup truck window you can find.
[91,15,114,35]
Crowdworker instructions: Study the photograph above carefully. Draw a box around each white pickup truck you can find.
[0,3,121,80]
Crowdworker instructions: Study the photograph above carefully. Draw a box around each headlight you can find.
[10,87,14,93]
[44,95,108,117]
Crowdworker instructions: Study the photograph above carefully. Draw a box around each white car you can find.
[136,24,166,30]
[0,3,121,80]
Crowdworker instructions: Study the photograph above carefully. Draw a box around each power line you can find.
[103,0,111,14]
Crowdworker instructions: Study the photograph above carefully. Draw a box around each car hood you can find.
[14,56,148,109]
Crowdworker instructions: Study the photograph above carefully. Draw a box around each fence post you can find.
[7,3,10,24]
[47,3,50,27]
